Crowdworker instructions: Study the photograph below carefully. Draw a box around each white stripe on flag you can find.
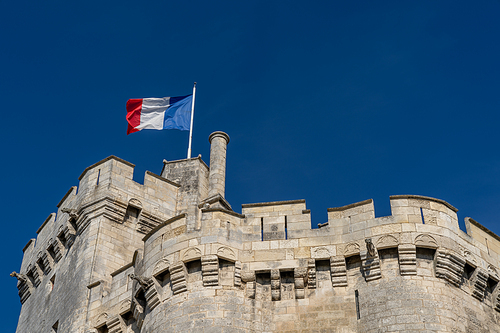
[136,97,171,130]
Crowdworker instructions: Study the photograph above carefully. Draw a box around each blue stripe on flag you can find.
[163,95,192,131]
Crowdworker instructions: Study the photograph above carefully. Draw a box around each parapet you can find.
[12,132,500,333]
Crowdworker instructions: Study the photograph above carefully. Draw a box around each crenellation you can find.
[13,132,500,332]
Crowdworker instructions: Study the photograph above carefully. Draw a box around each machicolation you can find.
[12,131,500,332]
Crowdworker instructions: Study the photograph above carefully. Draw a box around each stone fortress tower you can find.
[11,131,500,332]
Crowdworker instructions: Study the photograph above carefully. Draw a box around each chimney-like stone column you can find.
[208,131,230,198]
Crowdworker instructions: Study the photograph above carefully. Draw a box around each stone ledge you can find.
[145,171,181,187]
[22,239,35,253]
[78,155,135,181]
[390,194,458,212]
[242,199,306,208]
[327,199,373,212]
[201,208,245,218]
[466,217,500,243]
[161,155,209,172]
[142,214,186,242]
[111,250,141,277]
[36,213,55,234]
[56,186,77,208]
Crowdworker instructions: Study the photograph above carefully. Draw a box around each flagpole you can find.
[187,82,196,159]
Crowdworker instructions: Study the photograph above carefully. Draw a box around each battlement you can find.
[12,132,500,333]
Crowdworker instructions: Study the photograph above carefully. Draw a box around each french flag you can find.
[126,95,193,135]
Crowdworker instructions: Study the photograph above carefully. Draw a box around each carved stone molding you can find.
[376,234,399,250]
[398,244,417,276]
[38,251,52,274]
[152,259,170,278]
[217,246,237,261]
[414,234,438,249]
[170,262,187,295]
[361,252,381,282]
[271,269,281,301]
[435,249,465,287]
[241,270,256,283]
[488,265,500,282]
[132,300,144,329]
[10,271,31,304]
[94,312,108,329]
[181,247,202,262]
[61,207,80,222]
[330,256,348,287]
[128,274,153,291]
[344,242,360,257]
[294,268,307,299]
[106,315,125,333]
[128,198,142,209]
[51,238,64,262]
[27,264,41,287]
[471,268,488,301]
[234,261,242,287]
[311,246,335,259]
[246,280,256,299]
[144,285,160,311]
[201,255,219,287]
[365,239,377,258]
[241,271,256,298]
[307,259,316,289]
[118,299,132,316]
[463,250,477,266]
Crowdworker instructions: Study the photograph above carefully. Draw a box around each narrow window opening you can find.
[378,248,399,275]
[26,270,36,286]
[487,277,498,294]
[346,255,362,271]
[96,325,109,333]
[346,255,363,284]
[135,289,147,309]
[420,208,425,224]
[154,269,170,288]
[96,169,101,185]
[227,221,231,238]
[486,238,490,255]
[121,311,135,326]
[57,231,67,247]
[280,271,295,300]
[219,258,235,286]
[463,263,475,280]
[260,217,264,241]
[52,321,59,332]
[315,259,331,288]
[355,290,360,319]
[416,247,436,276]
[124,206,140,224]
[256,272,271,301]
[37,258,46,274]
[416,247,436,260]
[284,216,288,240]
[186,260,202,284]
[50,275,56,291]
[47,245,56,261]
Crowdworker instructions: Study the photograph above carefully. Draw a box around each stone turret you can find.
[12,132,500,333]
[208,131,230,198]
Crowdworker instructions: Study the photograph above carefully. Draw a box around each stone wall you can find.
[12,132,500,333]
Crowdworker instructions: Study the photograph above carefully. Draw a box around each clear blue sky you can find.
[2,1,500,330]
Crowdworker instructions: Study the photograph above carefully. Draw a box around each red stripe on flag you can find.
[126,99,143,135]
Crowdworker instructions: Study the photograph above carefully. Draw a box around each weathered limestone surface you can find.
[12,132,500,332]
